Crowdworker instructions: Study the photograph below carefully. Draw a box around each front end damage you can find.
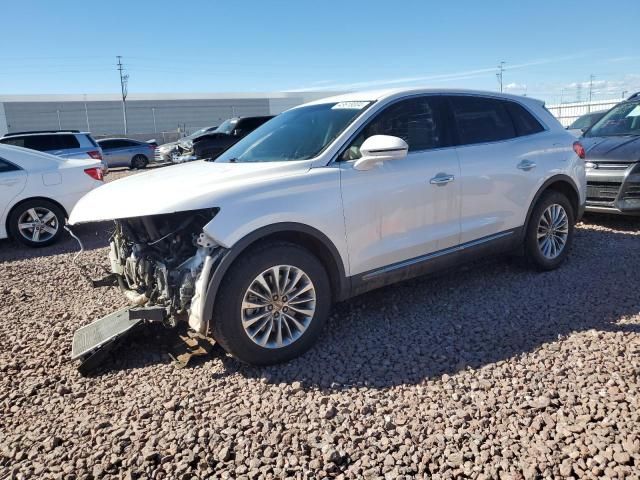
[70,208,226,372]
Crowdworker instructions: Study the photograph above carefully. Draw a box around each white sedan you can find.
[0,144,104,247]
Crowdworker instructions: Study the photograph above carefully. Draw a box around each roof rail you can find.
[627,91,640,100]
[2,129,81,137]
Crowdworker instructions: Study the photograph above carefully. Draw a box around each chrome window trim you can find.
[331,92,551,165]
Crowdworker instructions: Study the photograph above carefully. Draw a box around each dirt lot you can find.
[1,167,639,479]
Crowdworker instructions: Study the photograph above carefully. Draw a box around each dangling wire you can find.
[64,225,110,284]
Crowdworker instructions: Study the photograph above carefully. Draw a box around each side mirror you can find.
[353,135,408,171]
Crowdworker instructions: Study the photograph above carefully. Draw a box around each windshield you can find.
[569,112,603,131]
[585,102,640,137]
[216,101,372,163]
[188,127,209,138]
[214,119,238,135]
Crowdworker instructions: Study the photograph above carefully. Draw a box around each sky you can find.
[1,0,639,103]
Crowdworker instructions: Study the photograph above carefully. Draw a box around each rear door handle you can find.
[517,160,537,171]
[429,173,455,185]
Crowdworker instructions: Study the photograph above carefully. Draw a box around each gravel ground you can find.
[1,167,639,479]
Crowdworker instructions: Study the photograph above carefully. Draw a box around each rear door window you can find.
[449,96,516,145]
[54,134,80,150]
[23,136,58,151]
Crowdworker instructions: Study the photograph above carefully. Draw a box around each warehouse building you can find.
[0,91,335,140]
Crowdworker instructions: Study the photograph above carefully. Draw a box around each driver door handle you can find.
[517,159,537,171]
[429,173,455,186]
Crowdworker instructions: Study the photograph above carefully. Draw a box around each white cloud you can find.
[505,82,527,91]
[288,52,596,92]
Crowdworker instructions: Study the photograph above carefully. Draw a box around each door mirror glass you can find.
[353,135,408,170]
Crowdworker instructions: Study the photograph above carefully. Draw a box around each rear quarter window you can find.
[504,101,545,136]
[0,158,20,173]
[78,134,99,148]
[0,136,27,148]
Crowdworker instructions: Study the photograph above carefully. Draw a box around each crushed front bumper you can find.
[585,161,640,215]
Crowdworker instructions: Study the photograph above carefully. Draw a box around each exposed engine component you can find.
[108,209,221,329]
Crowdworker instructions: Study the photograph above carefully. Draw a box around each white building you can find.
[0,91,336,139]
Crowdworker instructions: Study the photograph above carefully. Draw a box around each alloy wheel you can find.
[537,203,569,259]
[17,207,59,244]
[241,265,316,349]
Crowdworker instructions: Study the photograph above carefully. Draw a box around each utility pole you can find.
[83,94,90,131]
[151,107,157,133]
[496,61,506,93]
[588,74,595,103]
[117,56,129,134]
[587,74,595,113]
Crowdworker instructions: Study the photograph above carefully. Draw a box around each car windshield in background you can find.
[214,119,238,135]
[216,101,372,163]
[189,128,208,138]
[585,102,640,137]
[569,112,604,131]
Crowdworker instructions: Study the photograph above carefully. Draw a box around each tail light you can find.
[87,150,103,161]
[84,167,104,181]
[573,141,586,159]
[149,144,157,150]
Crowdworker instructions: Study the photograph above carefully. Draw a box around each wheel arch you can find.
[202,222,350,332]
[5,196,69,237]
[524,175,582,232]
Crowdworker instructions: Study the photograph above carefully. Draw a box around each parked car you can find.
[173,116,273,162]
[0,144,104,247]
[97,138,156,169]
[68,88,585,366]
[566,110,607,136]
[154,126,218,163]
[0,130,103,162]
[580,95,640,215]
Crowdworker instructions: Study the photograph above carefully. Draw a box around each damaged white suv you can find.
[69,89,586,366]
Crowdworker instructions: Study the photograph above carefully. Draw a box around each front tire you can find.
[8,199,65,247]
[212,242,331,365]
[524,191,575,270]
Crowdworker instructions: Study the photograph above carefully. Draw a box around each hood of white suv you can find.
[68,160,310,224]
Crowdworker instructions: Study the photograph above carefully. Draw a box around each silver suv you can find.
[0,130,103,162]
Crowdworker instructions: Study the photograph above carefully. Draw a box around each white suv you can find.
[69,89,586,365]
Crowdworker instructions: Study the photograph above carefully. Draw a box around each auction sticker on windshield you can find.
[332,101,370,110]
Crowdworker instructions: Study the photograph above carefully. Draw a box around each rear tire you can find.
[212,242,331,365]
[131,154,148,169]
[524,191,575,270]
[8,199,65,247]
